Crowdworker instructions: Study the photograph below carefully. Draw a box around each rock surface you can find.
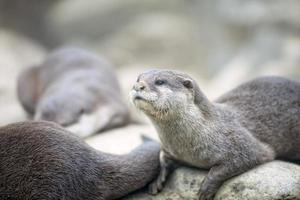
[0,30,46,126]
[124,161,300,200]
[86,123,158,155]
[47,0,300,101]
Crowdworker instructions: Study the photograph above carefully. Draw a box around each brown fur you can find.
[0,121,160,200]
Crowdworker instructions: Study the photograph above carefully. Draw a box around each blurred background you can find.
[0,0,299,152]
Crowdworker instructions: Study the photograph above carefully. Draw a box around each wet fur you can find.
[0,121,160,200]
[131,70,300,200]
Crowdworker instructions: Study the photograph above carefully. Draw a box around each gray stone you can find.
[216,161,300,200]
[124,167,205,200]
[86,124,158,155]
[124,161,300,200]
[217,0,300,28]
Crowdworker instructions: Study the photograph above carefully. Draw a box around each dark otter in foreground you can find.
[0,121,160,200]
[17,48,129,138]
[130,69,300,200]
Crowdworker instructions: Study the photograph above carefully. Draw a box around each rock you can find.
[86,123,158,155]
[48,0,186,42]
[217,0,300,28]
[0,0,60,47]
[124,167,205,200]
[0,29,46,125]
[205,0,300,99]
[124,161,300,200]
[208,29,300,99]
[48,0,236,77]
[96,13,202,69]
[216,161,300,200]
[48,0,300,85]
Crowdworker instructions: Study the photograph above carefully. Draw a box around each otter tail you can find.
[103,138,160,199]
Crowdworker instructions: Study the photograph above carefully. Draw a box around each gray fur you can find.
[131,69,300,200]
[17,48,129,136]
[0,121,160,200]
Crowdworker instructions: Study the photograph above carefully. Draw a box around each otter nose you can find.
[133,82,146,91]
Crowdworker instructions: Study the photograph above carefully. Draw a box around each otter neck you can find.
[150,101,213,132]
[193,83,215,119]
[148,91,224,160]
[151,85,216,124]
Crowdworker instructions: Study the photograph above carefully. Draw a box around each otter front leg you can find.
[148,150,175,194]
[198,162,256,200]
[197,164,229,200]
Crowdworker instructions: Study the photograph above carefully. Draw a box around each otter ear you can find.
[182,79,193,89]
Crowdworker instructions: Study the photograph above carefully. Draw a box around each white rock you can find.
[125,161,300,200]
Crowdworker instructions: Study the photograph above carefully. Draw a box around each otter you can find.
[0,121,160,200]
[17,48,129,138]
[130,69,300,200]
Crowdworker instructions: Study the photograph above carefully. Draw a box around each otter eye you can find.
[155,80,165,86]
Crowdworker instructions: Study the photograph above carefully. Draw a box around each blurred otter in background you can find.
[17,48,129,137]
[0,121,160,200]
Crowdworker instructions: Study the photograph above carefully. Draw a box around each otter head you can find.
[130,69,196,120]
[34,90,92,126]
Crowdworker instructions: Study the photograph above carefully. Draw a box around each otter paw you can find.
[148,179,164,195]
[198,192,214,200]
[197,188,215,200]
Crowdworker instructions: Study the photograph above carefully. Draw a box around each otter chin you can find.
[131,91,146,102]
[130,91,156,117]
